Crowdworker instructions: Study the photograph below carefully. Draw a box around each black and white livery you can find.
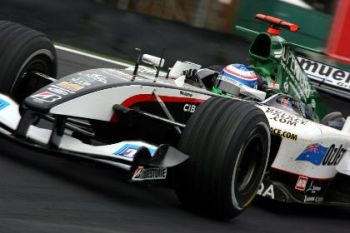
[0,20,349,220]
[0,21,271,220]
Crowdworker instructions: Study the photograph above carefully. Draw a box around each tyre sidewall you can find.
[8,39,56,95]
[0,22,57,99]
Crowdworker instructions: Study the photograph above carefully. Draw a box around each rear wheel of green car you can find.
[176,97,270,220]
[0,21,57,103]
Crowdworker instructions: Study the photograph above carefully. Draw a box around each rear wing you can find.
[297,56,350,100]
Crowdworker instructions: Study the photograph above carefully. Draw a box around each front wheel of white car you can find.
[0,21,57,103]
[175,97,270,220]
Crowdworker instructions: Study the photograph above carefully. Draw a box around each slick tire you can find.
[0,21,57,102]
[175,97,270,220]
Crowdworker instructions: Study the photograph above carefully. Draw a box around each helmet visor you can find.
[214,75,240,96]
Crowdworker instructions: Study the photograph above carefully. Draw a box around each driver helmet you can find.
[213,64,258,96]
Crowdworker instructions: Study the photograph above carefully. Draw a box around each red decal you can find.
[295,176,309,191]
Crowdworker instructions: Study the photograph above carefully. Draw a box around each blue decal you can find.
[296,143,328,166]
[113,144,156,158]
[0,99,10,111]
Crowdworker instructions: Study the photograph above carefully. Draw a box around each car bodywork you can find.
[236,14,350,204]
[0,13,350,212]
[258,96,350,203]
[0,67,212,181]
[1,59,350,205]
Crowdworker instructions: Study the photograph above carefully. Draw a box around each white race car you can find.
[0,15,349,221]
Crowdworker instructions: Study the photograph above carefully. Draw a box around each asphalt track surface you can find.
[0,49,350,233]
[1,0,349,116]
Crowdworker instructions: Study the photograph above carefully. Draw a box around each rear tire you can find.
[175,97,270,220]
[0,21,57,102]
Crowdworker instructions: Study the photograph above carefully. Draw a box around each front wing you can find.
[0,94,188,182]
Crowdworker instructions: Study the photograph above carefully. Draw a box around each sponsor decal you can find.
[304,196,324,203]
[113,144,156,158]
[101,69,131,81]
[179,91,193,97]
[296,143,346,166]
[322,144,346,166]
[47,87,69,96]
[50,84,75,94]
[298,56,350,91]
[0,99,10,111]
[70,77,92,87]
[71,73,108,87]
[306,181,322,194]
[183,104,197,113]
[281,47,312,101]
[31,91,62,103]
[132,166,167,181]
[257,183,275,199]
[270,127,298,141]
[295,176,308,191]
[265,107,308,126]
[84,73,108,84]
[57,81,83,92]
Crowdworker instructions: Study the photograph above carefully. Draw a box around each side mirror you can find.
[141,54,165,68]
[168,61,201,78]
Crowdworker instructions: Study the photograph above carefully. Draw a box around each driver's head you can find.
[213,64,258,96]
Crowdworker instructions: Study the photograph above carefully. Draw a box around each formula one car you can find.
[0,14,349,221]
[0,20,270,220]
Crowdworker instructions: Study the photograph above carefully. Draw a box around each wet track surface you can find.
[0,49,350,233]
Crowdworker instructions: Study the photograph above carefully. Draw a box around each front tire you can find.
[0,21,57,103]
[175,97,270,220]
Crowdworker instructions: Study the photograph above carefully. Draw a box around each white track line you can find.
[54,45,131,67]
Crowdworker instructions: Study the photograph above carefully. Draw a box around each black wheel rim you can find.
[233,125,268,207]
[236,136,262,192]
